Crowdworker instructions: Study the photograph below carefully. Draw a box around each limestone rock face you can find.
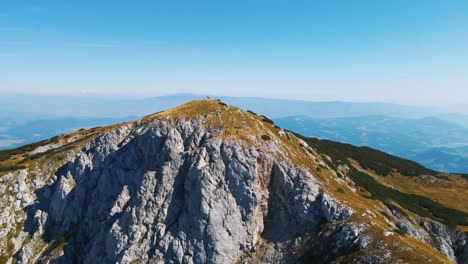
[393,208,468,263]
[14,116,353,264]
[4,100,466,264]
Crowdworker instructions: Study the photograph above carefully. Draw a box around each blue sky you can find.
[1,0,467,105]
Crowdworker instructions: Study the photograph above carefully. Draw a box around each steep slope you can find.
[301,138,468,219]
[0,99,466,264]
[299,137,468,261]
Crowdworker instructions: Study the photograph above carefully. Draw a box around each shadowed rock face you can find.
[15,117,353,263]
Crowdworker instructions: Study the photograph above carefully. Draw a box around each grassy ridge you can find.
[302,137,437,176]
[300,136,468,228]
[0,136,60,162]
[350,168,467,227]
[0,133,97,174]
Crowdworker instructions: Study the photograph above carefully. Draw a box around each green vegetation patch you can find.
[247,110,257,115]
[261,115,275,125]
[0,136,61,162]
[260,134,271,140]
[350,168,467,228]
[23,134,94,161]
[299,135,468,228]
[299,136,437,176]
[0,165,26,172]
[393,228,406,236]
[337,187,346,194]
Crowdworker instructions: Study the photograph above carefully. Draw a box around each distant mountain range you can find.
[274,115,468,173]
[1,94,467,172]
[0,94,457,118]
[0,117,132,149]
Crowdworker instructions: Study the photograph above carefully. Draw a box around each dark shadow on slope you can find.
[296,223,361,264]
[18,129,180,261]
[261,163,325,243]
[146,154,192,259]
[149,133,214,262]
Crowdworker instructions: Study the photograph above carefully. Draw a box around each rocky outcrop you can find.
[2,100,465,264]
[14,116,354,263]
[392,207,468,263]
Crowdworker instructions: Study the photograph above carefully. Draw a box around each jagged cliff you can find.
[0,99,467,263]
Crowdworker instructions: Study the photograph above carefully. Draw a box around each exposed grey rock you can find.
[356,234,373,250]
[392,205,468,263]
[425,222,456,261]
[353,255,387,264]
[395,217,429,242]
[453,233,468,264]
[14,117,354,264]
[320,193,354,222]
[335,223,362,250]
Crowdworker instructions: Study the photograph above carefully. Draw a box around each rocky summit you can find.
[0,99,467,264]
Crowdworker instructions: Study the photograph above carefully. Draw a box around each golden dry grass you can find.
[350,159,468,213]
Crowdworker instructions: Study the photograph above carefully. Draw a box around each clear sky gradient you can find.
[1,1,467,105]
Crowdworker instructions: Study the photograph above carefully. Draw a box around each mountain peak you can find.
[144,98,228,119]
[142,99,290,146]
[140,99,320,171]
[0,100,466,263]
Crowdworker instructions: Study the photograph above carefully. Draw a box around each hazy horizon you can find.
[1,92,467,109]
